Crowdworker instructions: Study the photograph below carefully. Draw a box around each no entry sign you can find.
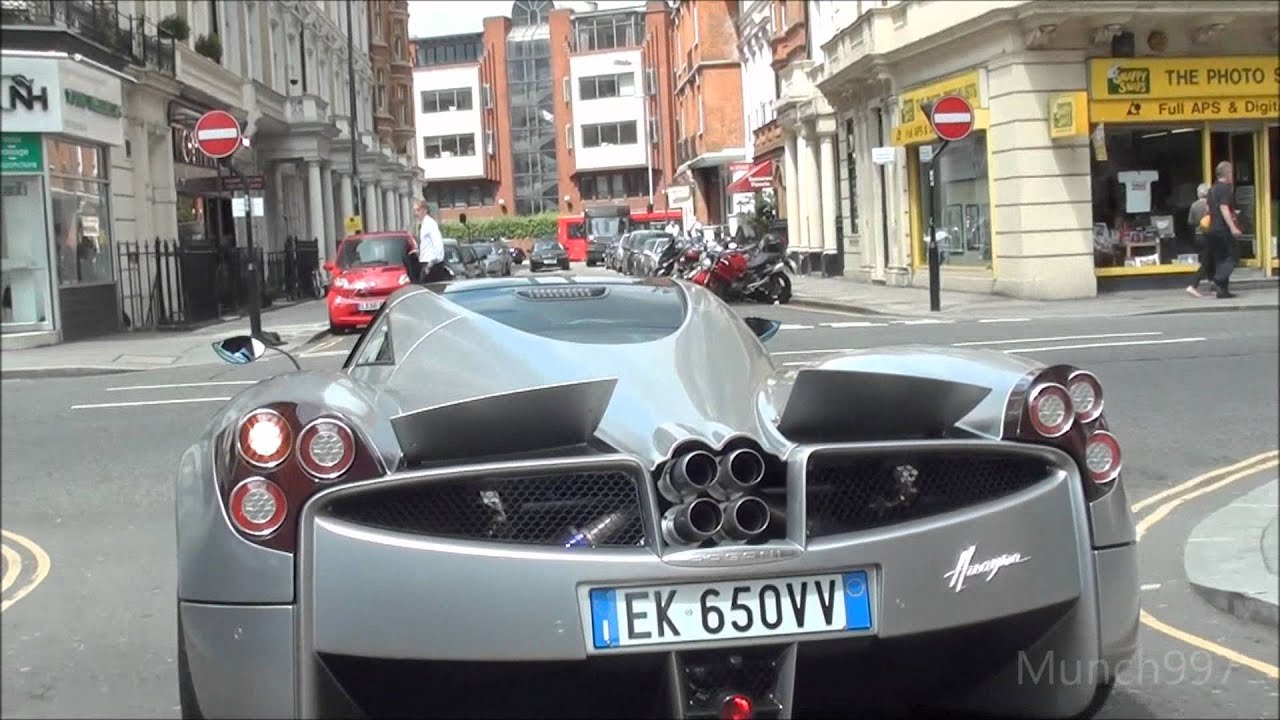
[194,110,242,159]
[928,95,974,142]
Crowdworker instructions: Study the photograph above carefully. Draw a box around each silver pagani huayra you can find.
[177,276,1138,720]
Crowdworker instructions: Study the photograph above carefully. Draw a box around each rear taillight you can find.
[1084,430,1122,484]
[222,404,383,552]
[1007,365,1122,498]
[297,418,356,479]
[1026,383,1073,437]
[236,409,292,468]
[228,477,288,536]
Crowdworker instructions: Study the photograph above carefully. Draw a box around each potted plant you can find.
[194,32,222,63]
[157,14,189,41]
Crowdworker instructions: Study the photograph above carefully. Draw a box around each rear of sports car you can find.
[177,357,1136,720]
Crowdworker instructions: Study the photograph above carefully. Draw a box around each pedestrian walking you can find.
[415,200,451,283]
[1185,182,1216,297]
[1207,161,1243,298]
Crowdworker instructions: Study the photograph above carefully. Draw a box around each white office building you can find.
[414,63,488,182]
[568,48,648,173]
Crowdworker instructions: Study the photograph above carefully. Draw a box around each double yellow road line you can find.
[1130,449,1280,679]
[1,528,51,613]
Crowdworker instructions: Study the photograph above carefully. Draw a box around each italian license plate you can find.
[357,300,383,312]
[587,570,872,649]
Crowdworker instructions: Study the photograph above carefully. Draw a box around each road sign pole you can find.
[224,159,264,340]
[926,140,950,313]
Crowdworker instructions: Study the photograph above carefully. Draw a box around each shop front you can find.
[1086,55,1279,287]
[895,70,996,285]
[1,53,126,347]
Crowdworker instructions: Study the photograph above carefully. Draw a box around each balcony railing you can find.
[1,0,176,75]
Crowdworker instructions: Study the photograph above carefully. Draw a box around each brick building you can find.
[411,0,680,223]
[369,0,416,156]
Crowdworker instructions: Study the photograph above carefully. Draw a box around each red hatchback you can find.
[325,232,417,333]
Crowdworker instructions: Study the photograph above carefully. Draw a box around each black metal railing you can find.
[1,0,175,75]
[116,238,320,331]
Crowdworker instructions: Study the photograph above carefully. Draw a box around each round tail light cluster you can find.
[229,477,288,536]
[1022,370,1121,487]
[1084,430,1122,484]
[237,409,293,468]
[1065,370,1104,422]
[1027,383,1073,437]
[297,419,356,479]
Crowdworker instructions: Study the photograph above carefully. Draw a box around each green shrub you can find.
[194,33,222,63]
[438,212,559,241]
[157,14,190,41]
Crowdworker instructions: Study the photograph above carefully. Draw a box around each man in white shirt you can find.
[414,200,450,283]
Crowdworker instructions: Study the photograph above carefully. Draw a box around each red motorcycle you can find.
[689,238,792,304]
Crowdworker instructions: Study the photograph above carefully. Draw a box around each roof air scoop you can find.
[391,378,619,466]
[776,369,992,443]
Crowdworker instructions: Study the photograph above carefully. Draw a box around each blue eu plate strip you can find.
[590,588,620,648]
[843,570,873,631]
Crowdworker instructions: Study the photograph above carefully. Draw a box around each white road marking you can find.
[770,347,858,357]
[821,321,888,329]
[1141,583,1162,591]
[952,332,1162,347]
[106,381,259,392]
[977,318,1031,323]
[299,349,350,358]
[1004,337,1204,354]
[889,319,953,325]
[780,324,813,330]
[305,336,343,353]
[72,396,233,410]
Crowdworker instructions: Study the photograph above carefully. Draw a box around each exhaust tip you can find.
[661,498,724,545]
[687,498,724,536]
[682,451,718,489]
[727,449,766,487]
[658,450,719,502]
[732,496,770,535]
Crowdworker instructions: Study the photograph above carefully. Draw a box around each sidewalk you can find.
[0,301,328,379]
[1184,479,1279,628]
[789,273,1279,319]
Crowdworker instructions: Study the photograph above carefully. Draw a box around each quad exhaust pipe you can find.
[658,450,719,502]
[716,495,771,542]
[662,498,724,545]
[709,448,766,500]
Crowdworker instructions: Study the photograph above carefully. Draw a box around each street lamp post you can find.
[346,0,362,221]
[613,58,653,206]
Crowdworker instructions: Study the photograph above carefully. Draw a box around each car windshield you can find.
[471,244,493,257]
[443,243,462,262]
[336,236,407,269]
[587,216,623,238]
[534,240,560,251]
[443,282,686,344]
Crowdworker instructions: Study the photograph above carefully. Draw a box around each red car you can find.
[324,232,417,333]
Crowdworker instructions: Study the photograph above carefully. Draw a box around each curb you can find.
[1187,581,1280,629]
[1,365,144,380]
[790,296,1277,320]
[789,298,889,316]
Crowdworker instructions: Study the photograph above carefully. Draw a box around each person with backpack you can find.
[1184,183,1215,297]
[1206,161,1243,299]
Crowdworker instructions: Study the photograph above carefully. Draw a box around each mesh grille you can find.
[681,648,782,718]
[324,470,646,547]
[805,453,1049,538]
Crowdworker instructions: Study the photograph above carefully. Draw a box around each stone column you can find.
[400,193,412,230]
[320,164,336,256]
[364,182,380,232]
[818,130,839,275]
[799,126,824,270]
[272,163,289,251]
[339,173,354,229]
[384,187,398,230]
[782,131,801,254]
[306,160,328,264]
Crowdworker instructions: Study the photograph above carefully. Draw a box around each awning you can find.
[725,160,775,194]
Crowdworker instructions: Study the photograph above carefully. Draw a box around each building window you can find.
[415,36,483,67]
[573,14,644,51]
[47,138,113,287]
[425,182,496,209]
[582,121,638,148]
[912,131,990,268]
[512,0,553,27]
[844,118,859,227]
[373,10,384,41]
[578,72,635,100]
[394,35,405,61]
[579,169,648,200]
[506,35,558,215]
[1090,125,1220,272]
[422,133,478,159]
[376,70,386,111]
[420,87,474,113]
[1,173,52,329]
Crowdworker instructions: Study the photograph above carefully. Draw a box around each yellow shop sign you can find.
[1088,56,1279,100]
[1091,96,1280,123]
[1049,92,1088,139]
[892,71,982,146]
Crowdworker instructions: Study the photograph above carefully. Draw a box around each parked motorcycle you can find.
[688,234,792,304]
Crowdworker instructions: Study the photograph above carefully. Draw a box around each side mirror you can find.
[213,335,267,365]
[742,317,782,343]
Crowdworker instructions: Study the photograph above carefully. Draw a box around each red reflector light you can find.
[1027,383,1074,438]
[236,408,293,468]
[297,418,356,479]
[721,694,753,720]
[228,477,288,536]
[1084,430,1122,484]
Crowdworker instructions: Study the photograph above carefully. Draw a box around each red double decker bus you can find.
[556,205,684,261]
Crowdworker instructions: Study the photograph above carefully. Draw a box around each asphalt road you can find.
[1,283,1276,718]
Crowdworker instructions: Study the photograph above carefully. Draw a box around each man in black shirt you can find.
[1207,161,1243,298]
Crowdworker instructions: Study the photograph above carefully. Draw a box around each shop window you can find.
[1,175,52,328]
[1090,126,1203,271]
[1210,130,1260,264]
[915,132,990,268]
[1269,126,1279,272]
[48,139,113,287]
[579,169,647,200]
